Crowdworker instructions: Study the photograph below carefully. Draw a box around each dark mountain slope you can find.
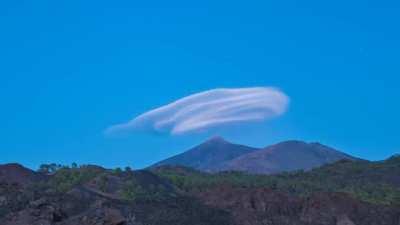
[151,136,258,172]
[222,140,358,174]
[0,163,46,186]
[151,139,359,174]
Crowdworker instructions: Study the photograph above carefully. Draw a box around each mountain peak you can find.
[205,136,228,144]
[223,140,357,174]
[273,140,307,146]
[151,139,358,174]
[151,136,257,171]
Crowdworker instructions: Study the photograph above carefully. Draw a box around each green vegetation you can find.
[120,179,145,201]
[154,158,400,206]
[117,172,175,201]
[31,156,400,206]
[33,163,173,202]
[45,165,104,193]
[38,163,65,174]
[113,167,123,175]
[98,174,108,192]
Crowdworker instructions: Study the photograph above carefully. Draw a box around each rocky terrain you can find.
[0,165,231,225]
[0,154,399,225]
[194,185,400,225]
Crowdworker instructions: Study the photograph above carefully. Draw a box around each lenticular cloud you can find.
[106,87,289,135]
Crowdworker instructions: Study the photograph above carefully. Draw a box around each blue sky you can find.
[1,0,399,169]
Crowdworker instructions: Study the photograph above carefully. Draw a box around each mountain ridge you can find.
[223,140,359,174]
[151,138,360,174]
[150,136,259,172]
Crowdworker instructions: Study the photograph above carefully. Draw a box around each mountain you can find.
[152,138,359,174]
[222,140,359,174]
[151,136,258,172]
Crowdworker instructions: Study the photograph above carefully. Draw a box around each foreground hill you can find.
[151,138,359,174]
[154,155,400,206]
[0,163,46,187]
[0,155,399,225]
[0,165,231,225]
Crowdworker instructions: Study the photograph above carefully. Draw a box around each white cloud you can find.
[105,87,289,135]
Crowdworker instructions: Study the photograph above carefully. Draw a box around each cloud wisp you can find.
[105,87,289,135]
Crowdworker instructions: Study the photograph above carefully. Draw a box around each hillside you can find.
[154,155,400,205]
[0,163,46,187]
[0,155,399,225]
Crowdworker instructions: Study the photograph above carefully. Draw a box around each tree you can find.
[114,167,123,174]
[38,164,51,174]
[71,162,78,169]
[38,163,63,174]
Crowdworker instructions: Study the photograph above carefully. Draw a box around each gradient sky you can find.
[1,0,399,169]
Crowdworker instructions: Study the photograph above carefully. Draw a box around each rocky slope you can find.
[1,155,399,225]
[194,185,400,225]
[0,166,232,225]
[0,163,46,187]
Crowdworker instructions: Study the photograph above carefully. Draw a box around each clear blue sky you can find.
[1,0,399,169]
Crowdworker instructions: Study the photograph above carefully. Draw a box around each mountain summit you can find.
[151,136,258,172]
[222,140,358,174]
[152,139,359,174]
